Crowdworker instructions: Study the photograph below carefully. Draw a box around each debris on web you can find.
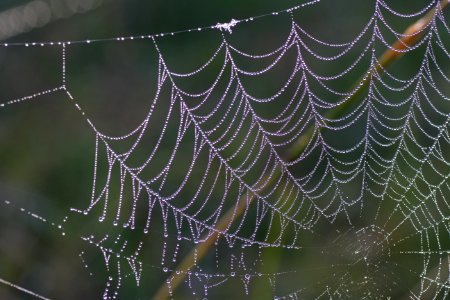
[214,19,239,33]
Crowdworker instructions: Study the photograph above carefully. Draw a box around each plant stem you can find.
[153,1,448,298]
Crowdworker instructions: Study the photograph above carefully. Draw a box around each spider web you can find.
[0,0,449,299]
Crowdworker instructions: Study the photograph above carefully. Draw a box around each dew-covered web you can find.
[0,0,449,299]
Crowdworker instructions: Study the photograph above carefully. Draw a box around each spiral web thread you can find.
[0,0,449,299]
